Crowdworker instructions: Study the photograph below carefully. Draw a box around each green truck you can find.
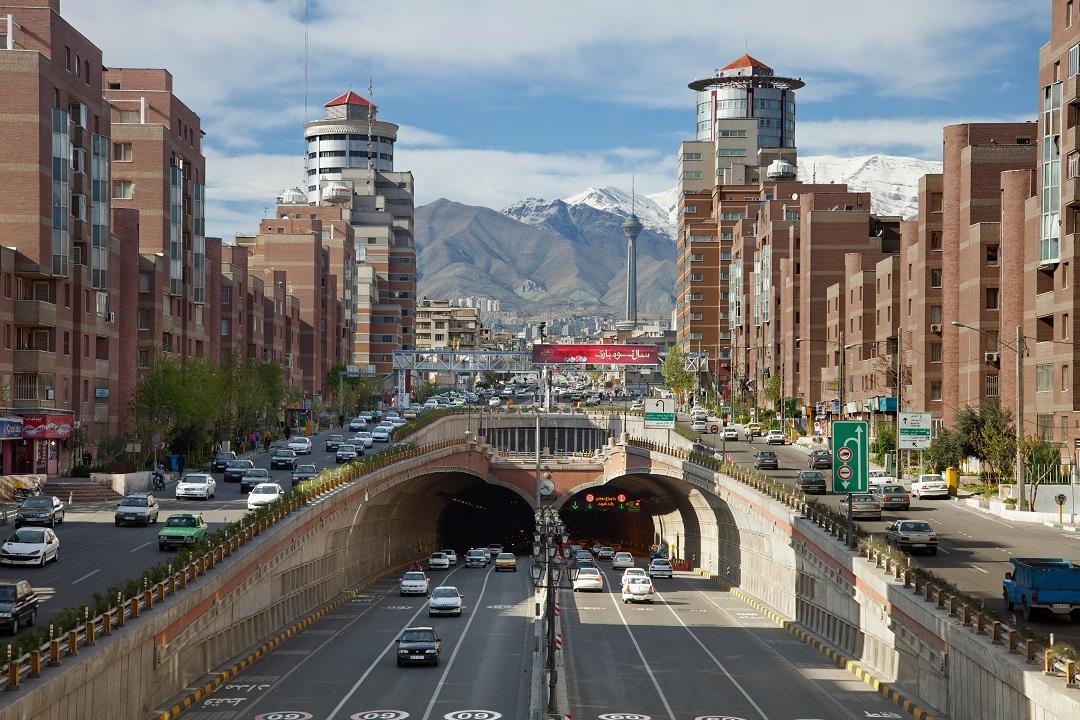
[158,513,208,551]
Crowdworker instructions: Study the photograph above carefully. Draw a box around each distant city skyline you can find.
[66,0,1050,240]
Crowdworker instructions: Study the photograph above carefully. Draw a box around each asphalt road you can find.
[161,559,535,720]
[693,421,1080,645]
[566,561,912,720]
[2,429,357,620]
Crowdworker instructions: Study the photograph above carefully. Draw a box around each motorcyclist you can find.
[746,429,753,443]
[410,562,423,572]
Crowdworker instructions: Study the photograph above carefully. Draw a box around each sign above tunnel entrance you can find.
[569,493,640,511]
[531,344,659,365]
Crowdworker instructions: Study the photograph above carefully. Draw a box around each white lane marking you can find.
[935,547,950,554]
[971,566,990,574]
[648,585,772,720]
[323,565,494,720]
[129,541,153,553]
[950,504,1016,528]
[71,570,100,584]
[599,566,678,720]
[419,569,498,720]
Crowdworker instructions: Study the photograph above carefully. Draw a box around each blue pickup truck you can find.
[1002,557,1080,622]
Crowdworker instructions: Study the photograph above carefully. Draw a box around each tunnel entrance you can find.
[561,485,655,551]
[438,481,536,554]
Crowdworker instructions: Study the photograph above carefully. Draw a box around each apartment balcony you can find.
[1067,74,1080,107]
[1065,175,1080,208]
[14,349,55,374]
[14,300,56,328]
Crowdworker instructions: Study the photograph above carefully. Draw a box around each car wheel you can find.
[53,548,59,563]
[47,518,54,528]
[397,659,403,667]
[159,543,166,551]
[9,617,18,635]
[929,548,938,556]
[59,513,64,524]
[27,609,35,627]
[1004,591,1014,611]
[115,520,121,527]
[1022,597,1034,622]
[433,656,439,667]
[38,554,46,568]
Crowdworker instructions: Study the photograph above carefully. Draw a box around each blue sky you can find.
[65,0,1051,240]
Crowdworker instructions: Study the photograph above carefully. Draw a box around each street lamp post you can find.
[952,322,1025,509]
[532,507,567,716]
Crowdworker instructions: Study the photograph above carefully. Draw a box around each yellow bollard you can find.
[48,638,61,667]
[66,630,78,657]
[28,651,40,679]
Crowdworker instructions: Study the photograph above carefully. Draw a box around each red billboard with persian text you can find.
[22,414,73,439]
[531,344,659,365]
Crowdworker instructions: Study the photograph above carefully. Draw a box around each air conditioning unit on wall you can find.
[984,352,1000,363]
[929,324,942,334]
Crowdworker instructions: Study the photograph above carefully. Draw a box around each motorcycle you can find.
[11,477,40,502]
[152,470,166,491]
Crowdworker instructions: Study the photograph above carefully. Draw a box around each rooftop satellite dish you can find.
[791,193,799,200]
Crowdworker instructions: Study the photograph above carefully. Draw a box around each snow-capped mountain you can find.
[502,154,939,239]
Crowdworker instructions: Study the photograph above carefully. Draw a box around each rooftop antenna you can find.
[302,0,309,121]
[367,79,375,171]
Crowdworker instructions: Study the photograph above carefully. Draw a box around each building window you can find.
[113,181,134,200]
[221,287,231,304]
[682,153,702,161]
[986,288,999,310]
[930,192,943,212]
[220,319,230,336]
[690,253,703,261]
[1037,364,1053,392]
[137,349,149,368]
[1065,314,1070,341]
[986,375,999,397]
[986,245,999,265]
[931,343,942,363]
[930,381,942,401]
[118,110,140,124]
[682,171,702,179]
[930,231,942,251]
[113,143,132,162]
[138,274,151,293]
[138,311,150,331]
[1064,364,1071,391]
[930,269,942,288]
[689,273,703,282]
[63,331,69,355]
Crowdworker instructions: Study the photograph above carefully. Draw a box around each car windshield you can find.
[121,496,148,507]
[21,498,52,509]
[273,449,292,456]
[882,486,905,494]
[651,559,670,566]
[9,529,44,543]
[182,475,209,484]
[401,629,435,643]
[431,553,445,559]
[227,460,251,468]
[626,576,649,585]
[758,452,776,458]
[296,465,316,473]
[166,516,196,528]
[329,435,343,441]
[497,553,513,559]
[578,568,600,577]
[252,485,278,495]
[431,587,458,598]
[0,587,15,602]
[801,472,824,480]
[851,494,875,502]
[245,470,268,477]
[215,452,233,460]
[900,522,934,532]
[339,445,355,451]
[403,573,425,581]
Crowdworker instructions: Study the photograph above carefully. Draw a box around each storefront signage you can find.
[0,418,23,439]
[22,414,73,439]
[532,344,659,365]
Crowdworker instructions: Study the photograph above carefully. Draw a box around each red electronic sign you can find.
[531,344,659,365]
[617,493,627,503]
[585,493,595,503]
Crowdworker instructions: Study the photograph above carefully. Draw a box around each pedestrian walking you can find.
[263,430,271,452]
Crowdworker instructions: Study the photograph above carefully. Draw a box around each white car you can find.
[691,420,707,432]
[573,567,604,592]
[353,432,374,448]
[247,482,284,510]
[400,571,430,596]
[911,473,949,499]
[390,416,407,428]
[621,575,654,603]
[428,586,463,617]
[348,417,367,431]
[630,401,645,411]
[722,427,738,441]
[372,428,391,443]
[648,557,673,578]
[766,429,786,445]
[621,567,648,583]
[287,436,313,454]
[487,397,501,407]
[428,552,450,570]
[423,399,439,409]
[175,473,216,500]
[443,549,458,565]
[612,551,635,570]
[0,527,60,566]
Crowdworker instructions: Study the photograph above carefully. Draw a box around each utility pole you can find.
[895,327,902,479]
[1016,324,1025,509]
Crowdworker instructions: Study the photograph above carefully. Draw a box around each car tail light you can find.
[899,535,910,541]
[648,585,653,593]
[929,536,937,542]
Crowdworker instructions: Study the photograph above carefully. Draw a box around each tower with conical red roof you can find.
[689,54,804,147]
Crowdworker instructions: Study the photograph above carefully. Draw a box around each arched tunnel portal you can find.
[360,463,744,576]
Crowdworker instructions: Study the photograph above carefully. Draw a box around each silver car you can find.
[427,586,463,617]
[115,493,159,527]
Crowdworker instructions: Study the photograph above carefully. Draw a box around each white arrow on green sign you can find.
[832,420,868,493]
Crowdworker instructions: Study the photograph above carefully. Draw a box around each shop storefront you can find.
[0,418,24,475]
[20,414,73,476]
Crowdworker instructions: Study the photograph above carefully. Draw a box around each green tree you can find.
[952,401,1012,462]
[924,426,964,474]
[661,346,695,407]
[1019,434,1060,509]
[414,380,438,403]
[763,373,781,408]
[974,421,1015,486]
[870,422,896,461]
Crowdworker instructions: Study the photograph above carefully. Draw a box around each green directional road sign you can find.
[832,420,869,494]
